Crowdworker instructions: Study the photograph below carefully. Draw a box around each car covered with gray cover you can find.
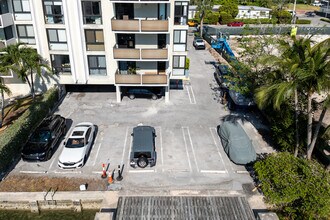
[218,121,256,165]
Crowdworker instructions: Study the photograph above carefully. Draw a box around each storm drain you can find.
[116,196,255,220]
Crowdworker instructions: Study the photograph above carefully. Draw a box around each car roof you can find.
[38,115,60,130]
[132,126,155,152]
[69,124,91,138]
[220,121,249,140]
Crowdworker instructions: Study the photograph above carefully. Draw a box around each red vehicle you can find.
[227,21,244,27]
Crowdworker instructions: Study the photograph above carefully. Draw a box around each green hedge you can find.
[321,18,330,23]
[0,87,59,175]
[233,18,277,24]
[296,19,312,24]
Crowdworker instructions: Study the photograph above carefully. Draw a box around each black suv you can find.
[130,125,157,168]
[22,115,66,161]
[126,87,163,100]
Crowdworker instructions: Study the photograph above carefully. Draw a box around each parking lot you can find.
[11,35,272,192]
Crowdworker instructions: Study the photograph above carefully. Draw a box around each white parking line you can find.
[54,171,82,174]
[235,170,249,174]
[200,170,227,174]
[186,127,199,171]
[92,143,102,167]
[92,171,103,174]
[120,126,129,165]
[20,171,47,174]
[181,127,192,173]
[185,85,197,104]
[48,154,58,170]
[127,135,133,162]
[209,127,228,171]
[128,170,156,173]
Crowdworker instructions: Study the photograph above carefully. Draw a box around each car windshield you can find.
[30,130,51,143]
[196,40,204,43]
[66,138,85,148]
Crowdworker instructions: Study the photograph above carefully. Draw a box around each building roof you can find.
[189,5,272,11]
[116,196,255,219]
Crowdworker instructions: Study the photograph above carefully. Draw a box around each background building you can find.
[1,0,189,102]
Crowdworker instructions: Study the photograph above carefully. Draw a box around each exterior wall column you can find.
[165,86,169,103]
[116,85,121,103]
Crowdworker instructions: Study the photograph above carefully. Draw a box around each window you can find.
[174,1,188,25]
[12,0,30,12]
[88,55,106,75]
[173,56,186,69]
[17,25,35,44]
[173,30,186,44]
[82,1,102,24]
[0,0,9,14]
[47,29,68,50]
[51,54,71,74]
[85,29,104,51]
[43,0,63,24]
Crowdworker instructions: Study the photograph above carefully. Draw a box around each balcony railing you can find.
[111,17,169,32]
[115,71,169,85]
[0,13,14,28]
[113,46,168,60]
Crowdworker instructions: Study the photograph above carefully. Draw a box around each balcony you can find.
[115,71,168,85]
[111,18,169,32]
[113,47,168,60]
[0,13,14,28]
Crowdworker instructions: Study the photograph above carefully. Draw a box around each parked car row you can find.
[22,116,158,169]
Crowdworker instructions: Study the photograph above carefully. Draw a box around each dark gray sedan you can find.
[218,121,256,165]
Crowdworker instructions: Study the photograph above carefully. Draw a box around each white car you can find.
[58,122,95,169]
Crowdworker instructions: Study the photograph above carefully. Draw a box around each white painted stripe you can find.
[54,171,82,174]
[186,127,199,171]
[185,84,192,104]
[235,170,249,174]
[189,85,197,104]
[209,127,227,170]
[128,169,155,173]
[92,143,102,167]
[120,126,129,165]
[92,171,103,174]
[200,170,227,174]
[48,155,57,170]
[127,135,133,162]
[20,171,47,174]
[181,127,192,173]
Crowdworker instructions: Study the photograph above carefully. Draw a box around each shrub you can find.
[296,19,312,24]
[185,58,190,70]
[233,18,275,24]
[219,11,232,24]
[320,18,330,23]
[272,10,292,24]
[205,11,220,24]
[0,87,59,175]
[254,152,330,219]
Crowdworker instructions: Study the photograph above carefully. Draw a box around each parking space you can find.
[10,35,270,191]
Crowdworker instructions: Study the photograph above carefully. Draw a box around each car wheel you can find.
[62,126,66,135]
[227,100,235,110]
[137,156,148,168]
[46,150,52,160]
[129,94,135,100]
[151,94,158,100]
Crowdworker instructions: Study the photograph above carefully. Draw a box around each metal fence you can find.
[204,25,330,36]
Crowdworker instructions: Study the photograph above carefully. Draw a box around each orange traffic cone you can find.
[101,163,107,179]
[108,171,113,184]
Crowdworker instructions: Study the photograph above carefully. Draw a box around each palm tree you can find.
[256,38,309,157]
[0,43,51,100]
[196,0,213,36]
[0,77,11,128]
[299,39,330,159]
[256,37,330,159]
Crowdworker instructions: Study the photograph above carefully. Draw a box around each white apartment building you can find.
[0,0,189,102]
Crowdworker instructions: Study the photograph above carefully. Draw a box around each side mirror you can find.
[131,133,133,136]
[63,142,66,145]
[52,135,56,139]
